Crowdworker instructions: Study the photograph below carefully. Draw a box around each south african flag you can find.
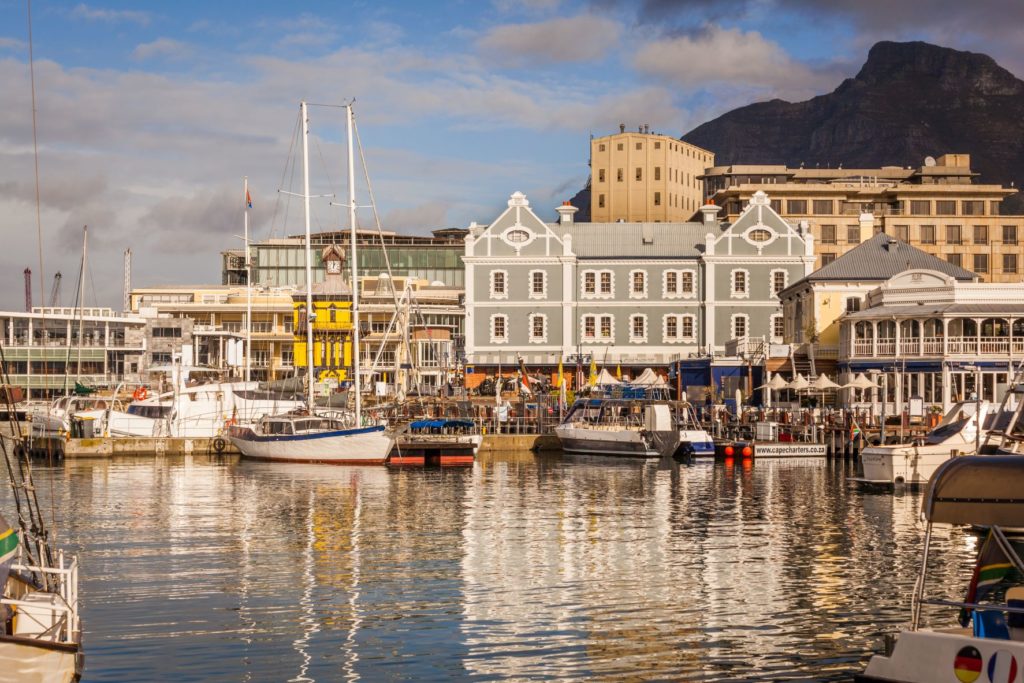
[0,520,17,567]
[959,529,1015,626]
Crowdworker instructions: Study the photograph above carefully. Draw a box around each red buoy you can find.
[742,446,753,458]
[724,445,734,457]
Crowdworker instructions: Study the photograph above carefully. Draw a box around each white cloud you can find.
[0,37,26,51]
[70,3,151,26]
[632,25,833,96]
[477,14,621,66]
[132,38,190,62]
[492,0,562,11]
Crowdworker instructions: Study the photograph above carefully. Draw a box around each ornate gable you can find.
[712,191,807,257]
[466,192,566,259]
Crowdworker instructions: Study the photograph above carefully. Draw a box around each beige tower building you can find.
[589,125,713,223]
[701,154,1024,283]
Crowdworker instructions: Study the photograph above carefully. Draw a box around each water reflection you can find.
[0,454,979,681]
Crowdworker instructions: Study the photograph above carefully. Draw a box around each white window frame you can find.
[664,314,679,342]
[680,314,696,342]
[770,313,785,342]
[581,314,598,341]
[663,269,696,300]
[490,269,509,300]
[599,314,614,342]
[489,314,509,344]
[769,268,788,298]
[528,313,548,344]
[581,314,614,343]
[629,314,648,343]
[528,269,547,300]
[730,313,749,340]
[663,314,697,343]
[581,269,614,300]
[628,269,648,299]
[731,268,750,299]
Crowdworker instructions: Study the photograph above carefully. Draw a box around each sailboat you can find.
[228,101,394,464]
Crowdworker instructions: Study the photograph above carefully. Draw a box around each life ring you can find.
[212,437,227,453]
[133,387,148,401]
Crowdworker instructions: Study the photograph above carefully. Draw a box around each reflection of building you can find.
[837,268,1024,412]
[0,307,146,399]
[778,233,977,378]
[588,126,713,223]
[463,190,813,385]
[222,228,467,288]
[130,285,295,381]
[701,154,1024,281]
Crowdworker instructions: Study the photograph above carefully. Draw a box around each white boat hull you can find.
[0,637,80,683]
[861,628,1024,682]
[228,424,394,464]
[860,445,971,486]
[554,424,659,457]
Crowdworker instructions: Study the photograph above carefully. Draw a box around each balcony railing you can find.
[848,336,1024,358]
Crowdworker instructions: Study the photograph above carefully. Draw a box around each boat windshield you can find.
[126,404,172,419]
[263,419,294,435]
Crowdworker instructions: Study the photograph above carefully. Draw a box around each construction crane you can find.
[48,271,62,307]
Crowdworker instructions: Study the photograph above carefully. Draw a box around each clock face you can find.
[326,259,341,274]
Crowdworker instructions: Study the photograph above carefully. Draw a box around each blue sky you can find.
[1,0,1021,308]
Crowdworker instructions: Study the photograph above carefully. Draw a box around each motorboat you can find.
[28,394,125,439]
[859,456,1024,682]
[555,391,711,458]
[387,418,481,467]
[75,379,304,438]
[858,401,1006,486]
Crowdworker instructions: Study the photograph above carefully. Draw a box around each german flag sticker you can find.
[953,646,982,683]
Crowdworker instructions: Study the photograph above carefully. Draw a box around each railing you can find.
[876,340,895,356]
[922,337,943,354]
[847,335,1024,358]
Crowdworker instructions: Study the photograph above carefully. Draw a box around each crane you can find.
[49,271,62,307]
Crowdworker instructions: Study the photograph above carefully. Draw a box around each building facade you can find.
[701,154,1024,282]
[837,269,1024,413]
[0,307,147,400]
[589,126,713,223]
[463,191,814,385]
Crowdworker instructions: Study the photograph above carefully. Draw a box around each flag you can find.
[959,529,1016,626]
[246,190,253,209]
[0,514,18,592]
[589,356,598,387]
[557,356,566,411]
[616,364,622,380]
[517,354,531,395]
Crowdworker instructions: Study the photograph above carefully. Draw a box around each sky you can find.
[1,0,1022,309]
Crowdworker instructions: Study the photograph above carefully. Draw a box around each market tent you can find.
[632,368,667,387]
[594,368,621,385]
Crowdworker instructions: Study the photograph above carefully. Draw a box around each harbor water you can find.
[4,453,980,681]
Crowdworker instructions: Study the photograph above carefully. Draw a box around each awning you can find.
[924,456,1024,527]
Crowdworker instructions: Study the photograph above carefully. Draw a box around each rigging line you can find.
[61,231,86,397]
[27,0,45,310]
[270,111,301,241]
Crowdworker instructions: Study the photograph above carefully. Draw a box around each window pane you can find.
[786,199,807,214]
[812,199,833,215]
[821,225,837,244]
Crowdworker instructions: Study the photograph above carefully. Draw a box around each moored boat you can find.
[859,456,1024,682]
[228,411,392,464]
[388,418,481,467]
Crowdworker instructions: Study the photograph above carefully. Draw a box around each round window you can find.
[506,229,530,243]
[748,228,772,242]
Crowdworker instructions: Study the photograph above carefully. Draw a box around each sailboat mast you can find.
[244,176,251,384]
[301,101,315,410]
[348,104,362,421]
[76,225,87,384]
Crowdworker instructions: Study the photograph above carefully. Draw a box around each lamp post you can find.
[964,364,981,454]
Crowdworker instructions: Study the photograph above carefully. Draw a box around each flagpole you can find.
[244,176,251,384]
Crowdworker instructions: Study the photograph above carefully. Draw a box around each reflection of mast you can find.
[342,472,363,682]
[292,488,321,683]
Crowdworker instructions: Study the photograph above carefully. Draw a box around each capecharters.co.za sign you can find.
[754,443,828,458]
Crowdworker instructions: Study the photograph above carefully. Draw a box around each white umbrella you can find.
[809,374,841,391]
[842,372,879,390]
[756,374,790,390]
[786,374,809,391]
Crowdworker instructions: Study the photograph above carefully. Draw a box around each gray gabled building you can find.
[463,191,815,386]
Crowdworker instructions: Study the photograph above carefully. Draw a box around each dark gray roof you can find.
[562,222,708,258]
[783,232,977,293]
[845,303,1024,319]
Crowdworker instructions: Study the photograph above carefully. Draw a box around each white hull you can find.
[0,638,80,683]
[554,424,659,457]
[862,628,1024,682]
[229,425,394,464]
[860,445,968,485]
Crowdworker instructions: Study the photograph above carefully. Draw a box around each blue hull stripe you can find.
[235,424,385,443]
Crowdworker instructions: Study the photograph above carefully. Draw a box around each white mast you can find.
[243,175,251,384]
[347,104,362,421]
[301,101,315,410]
[75,225,87,385]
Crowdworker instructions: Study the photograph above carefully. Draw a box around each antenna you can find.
[23,268,31,312]
[123,249,132,313]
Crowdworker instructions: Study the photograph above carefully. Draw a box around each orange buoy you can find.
[742,446,753,458]
[724,445,734,457]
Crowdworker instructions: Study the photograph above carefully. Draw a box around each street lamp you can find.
[963,364,981,454]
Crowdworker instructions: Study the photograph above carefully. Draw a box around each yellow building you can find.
[702,154,1024,282]
[589,125,713,222]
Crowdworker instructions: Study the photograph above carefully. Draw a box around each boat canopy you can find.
[924,456,1024,527]
[410,419,474,430]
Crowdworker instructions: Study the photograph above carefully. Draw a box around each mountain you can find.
[681,41,1024,213]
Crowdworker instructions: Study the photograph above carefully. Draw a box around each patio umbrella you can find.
[786,374,809,391]
[809,374,841,391]
[755,374,790,390]
[843,372,879,390]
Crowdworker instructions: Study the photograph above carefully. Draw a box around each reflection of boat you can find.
[858,401,1003,486]
[860,456,1024,682]
[555,396,711,458]
[388,419,481,466]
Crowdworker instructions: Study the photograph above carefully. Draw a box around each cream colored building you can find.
[702,154,1023,282]
[130,285,295,381]
[589,125,713,223]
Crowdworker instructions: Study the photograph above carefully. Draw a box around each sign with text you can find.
[755,443,828,458]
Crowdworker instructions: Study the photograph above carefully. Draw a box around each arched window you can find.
[877,320,896,340]
[981,318,1009,337]
[854,321,874,340]
[923,318,944,338]
[899,319,920,339]
[329,304,337,324]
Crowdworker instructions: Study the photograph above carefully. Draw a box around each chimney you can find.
[859,212,875,242]
[619,123,625,133]
[644,124,649,134]
[700,200,721,225]
[555,201,578,225]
